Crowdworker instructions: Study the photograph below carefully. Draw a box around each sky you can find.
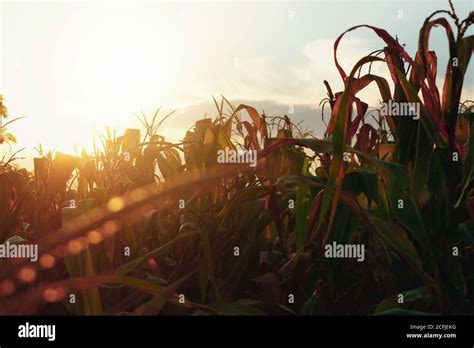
[1,0,473,168]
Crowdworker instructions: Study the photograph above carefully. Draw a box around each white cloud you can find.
[191,37,397,109]
[291,38,395,106]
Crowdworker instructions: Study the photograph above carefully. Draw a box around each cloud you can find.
[291,38,394,106]
[190,37,395,109]
[156,37,400,145]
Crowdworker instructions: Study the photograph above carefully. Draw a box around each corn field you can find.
[0,2,473,316]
